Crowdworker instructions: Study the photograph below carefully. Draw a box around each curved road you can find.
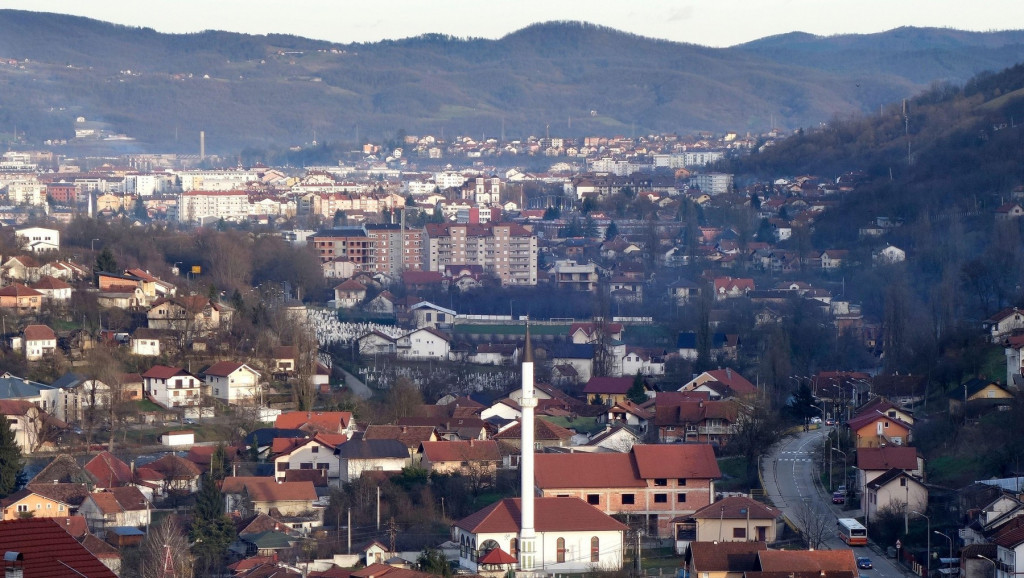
[762,428,913,578]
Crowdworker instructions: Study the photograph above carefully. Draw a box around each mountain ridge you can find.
[0,11,1022,153]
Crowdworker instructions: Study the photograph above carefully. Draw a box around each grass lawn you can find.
[716,456,753,493]
[980,346,1007,383]
[542,416,603,436]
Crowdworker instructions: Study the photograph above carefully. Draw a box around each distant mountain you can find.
[0,11,1022,153]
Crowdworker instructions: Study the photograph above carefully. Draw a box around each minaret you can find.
[519,320,537,571]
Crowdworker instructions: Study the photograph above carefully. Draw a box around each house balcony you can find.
[698,425,737,435]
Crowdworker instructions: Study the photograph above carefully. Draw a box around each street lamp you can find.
[91,238,100,251]
[832,448,848,493]
[912,511,931,578]
[978,554,998,578]
[934,531,954,576]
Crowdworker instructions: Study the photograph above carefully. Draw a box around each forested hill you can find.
[0,11,1023,153]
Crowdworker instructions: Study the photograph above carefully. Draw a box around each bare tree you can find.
[137,516,194,578]
[793,498,832,550]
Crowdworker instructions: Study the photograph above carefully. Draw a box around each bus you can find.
[837,518,868,545]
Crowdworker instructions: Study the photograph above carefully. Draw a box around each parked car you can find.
[832,491,845,504]
[810,417,822,424]
[857,557,873,569]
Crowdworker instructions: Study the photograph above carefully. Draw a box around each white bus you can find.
[837,518,867,545]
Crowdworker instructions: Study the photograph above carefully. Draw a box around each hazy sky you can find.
[6,1,1022,47]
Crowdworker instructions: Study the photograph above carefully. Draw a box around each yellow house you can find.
[950,378,1014,417]
[691,496,780,544]
[0,488,73,520]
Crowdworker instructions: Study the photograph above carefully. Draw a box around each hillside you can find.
[0,12,1022,153]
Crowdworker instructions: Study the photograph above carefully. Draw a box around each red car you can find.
[832,491,845,504]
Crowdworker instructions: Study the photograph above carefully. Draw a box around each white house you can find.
[333,439,409,482]
[203,361,261,404]
[78,487,151,534]
[21,324,57,361]
[15,227,60,252]
[410,301,457,329]
[873,245,906,264]
[30,276,73,302]
[357,331,397,356]
[130,328,162,357]
[397,327,451,361]
[141,365,202,408]
[272,436,342,484]
[453,497,626,573]
[620,348,665,376]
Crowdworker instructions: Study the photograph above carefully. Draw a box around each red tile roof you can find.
[688,541,766,572]
[757,549,857,573]
[856,446,918,471]
[23,324,56,341]
[583,376,634,395]
[691,495,779,520]
[535,453,646,488]
[632,444,721,479]
[364,425,437,449]
[0,283,43,297]
[275,411,352,432]
[0,518,118,577]
[244,479,317,503]
[493,418,574,442]
[203,360,248,377]
[84,451,134,488]
[455,497,627,533]
[703,368,757,395]
[141,365,191,380]
[30,275,72,291]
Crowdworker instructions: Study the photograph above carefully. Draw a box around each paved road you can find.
[340,367,373,399]
[762,428,913,578]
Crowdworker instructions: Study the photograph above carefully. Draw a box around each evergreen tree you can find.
[605,221,619,240]
[0,414,25,498]
[627,372,648,404]
[94,247,117,273]
[190,472,237,573]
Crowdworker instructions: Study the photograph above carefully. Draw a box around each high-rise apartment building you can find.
[425,222,538,286]
[309,225,424,276]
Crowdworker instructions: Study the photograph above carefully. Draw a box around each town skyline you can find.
[4,0,1022,48]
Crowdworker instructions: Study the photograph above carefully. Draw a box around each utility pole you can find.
[377,485,381,530]
[347,508,351,554]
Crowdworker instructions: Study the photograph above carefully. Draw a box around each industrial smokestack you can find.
[200,131,206,160]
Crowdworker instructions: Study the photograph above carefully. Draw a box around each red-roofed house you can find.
[204,361,261,404]
[453,497,626,572]
[0,283,44,313]
[78,487,151,533]
[681,369,758,398]
[334,279,367,309]
[30,274,73,301]
[569,322,624,344]
[691,495,780,545]
[583,376,644,406]
[275,411,356,435]
[142,365,202,408]
[0,518,118,577]
[272,436,343,484]
[84,451,134,489]
[713,277,754,300]
[20,324,56,360]
[847,410,912,448]
[533,444,720,538]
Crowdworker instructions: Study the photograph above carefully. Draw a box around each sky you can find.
[5,1,1022,47]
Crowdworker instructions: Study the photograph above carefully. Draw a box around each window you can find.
[654,493,668,503]
[509,538,518,558]
[556,538,566,563]
[591,537,600,562]
[900,477,907,487]
[884,421,890,428]
[654,478,667,487]
[677,493,687,503]
[587,494,600,505]
[317,463,330,470]
[300,462,313,470]
[622,494,635,505]
[678,478,687,486]
[17,504,27,513]
[312,446,319,453]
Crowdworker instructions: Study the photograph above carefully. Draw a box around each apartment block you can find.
[425,222,538,286]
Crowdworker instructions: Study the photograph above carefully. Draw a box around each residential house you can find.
[684,541,766,578]
[30,275,73,302]
[533,444,721,538]
[654,396,740,444]
[363,425,439,460]
[871,374,928,408]
[226,478,318,517]
[494,418,575,459]
[1,486,80,520]
[713,277,754,300]
[604,399,652,434]
[204,361,261,404]
[332,439,409,482]
[358,330,398,355]
[951,378,1014,419]
[84,451,134,489]
[857,446,924,515]
[130,327,163,356]
[551,260,599,292]
[996,203,1024,220]
[275,411,356,436]
[419,440,502,476]
[0,518,118,578]
[583,376,646,406]
[873,245,906,264]
[847,410,912,448]
[669,279,702,305]
[147,295,224,334]
[985,308,1024,343]
[49,372,111,424]
[583,424,643,453]
[569,322,624,344]
[0,399,46,454]
[272,436,344,484]
[690,495,780,545]
[396,327,451,361]
[680,369,758,399]
[993,527,1024,578]
[865,469,928,524]
[410,301,457,329]
[469,343,520,366]
[757,549,859,574]
[820,249,850,270]
[453,497,626,572]
[676,332,739,361]
[142,365,202,408]
[0,283,44,313]
[620,348,666,376]
[549,343,595,383]
[20,324,57,361]
[1,255,40,282]
[78,486,151,533]
[333,279,367,309]
[271,345,300,374]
